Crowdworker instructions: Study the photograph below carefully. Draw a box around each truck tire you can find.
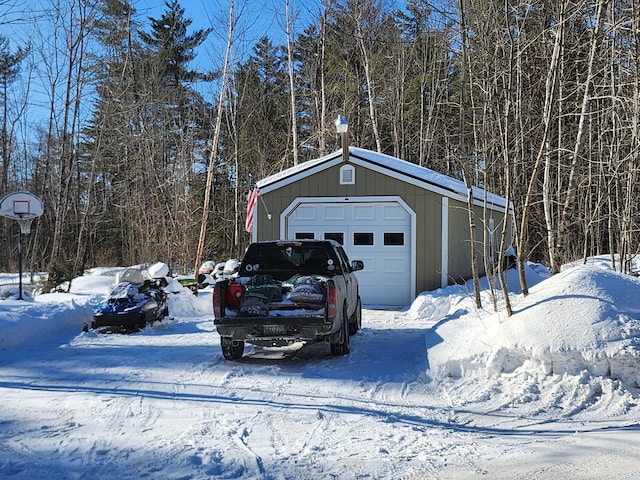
[348,296,362,336]
[221,337,244,360]
[330,304,350,356]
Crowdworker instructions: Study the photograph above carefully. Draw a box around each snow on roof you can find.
[256,148,340,189]
[257,147,509,210]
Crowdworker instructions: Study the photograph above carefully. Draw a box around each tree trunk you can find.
[554,0,606,270]
[194,0,235,276]
[285,0,299,166]
[518,1,564,293]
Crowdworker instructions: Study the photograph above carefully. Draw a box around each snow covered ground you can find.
[1,257,640,479]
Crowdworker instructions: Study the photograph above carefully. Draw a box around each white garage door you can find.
[286,201,412,306]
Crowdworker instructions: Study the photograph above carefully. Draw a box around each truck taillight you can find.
[225,281,244,309]
[213,286,222,319]
[327,281,337,318]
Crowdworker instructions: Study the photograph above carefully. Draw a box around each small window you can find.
[353,232,373,246]
[324,232,344,245]
[384,233,404,246]
[295,232,314,240]
[340,165,355,185]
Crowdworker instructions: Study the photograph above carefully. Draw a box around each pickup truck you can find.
[213,240,364,360]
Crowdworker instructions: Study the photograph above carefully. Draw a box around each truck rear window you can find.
[240,243,339,277]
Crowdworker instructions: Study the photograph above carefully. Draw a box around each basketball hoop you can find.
[0,191,42,236]
[0,191,43,223]
[0,191,44,301]
[17,215,34,235]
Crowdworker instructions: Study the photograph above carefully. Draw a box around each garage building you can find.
[249,147,512,306]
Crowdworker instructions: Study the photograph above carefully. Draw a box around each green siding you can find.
[256,160,511,296]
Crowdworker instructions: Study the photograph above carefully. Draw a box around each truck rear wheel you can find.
[330,304,350,356]
[349,296,362,336]
[221,337,244,360]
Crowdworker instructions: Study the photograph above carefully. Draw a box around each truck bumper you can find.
[214,315,336,344]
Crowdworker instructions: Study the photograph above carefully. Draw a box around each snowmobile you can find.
[197,259,240,288]
[88,264,170,333]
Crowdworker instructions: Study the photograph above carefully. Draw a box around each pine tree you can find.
[0,34,29,196]
[85,0,214,268]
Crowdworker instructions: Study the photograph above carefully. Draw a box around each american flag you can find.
[245,186,260,232]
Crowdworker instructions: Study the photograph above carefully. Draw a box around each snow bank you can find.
[0,268,212,350]
[426,263,640,392]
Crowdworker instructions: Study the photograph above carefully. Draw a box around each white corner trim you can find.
[441,197,449,288]
[258,157,343,195]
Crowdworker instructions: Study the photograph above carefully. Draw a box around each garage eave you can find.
[256,147,510,213]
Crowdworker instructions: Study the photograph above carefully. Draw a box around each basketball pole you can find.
[18,218,23,300]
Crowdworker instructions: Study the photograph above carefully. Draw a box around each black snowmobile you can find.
[88,267,169,333]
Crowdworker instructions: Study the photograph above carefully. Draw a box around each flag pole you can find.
[259,195,271,220]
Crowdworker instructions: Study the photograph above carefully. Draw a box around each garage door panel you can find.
[351,255,376,301]
[352,205,376,221]
[372,283,408,304]
[323,205,346,221]
[383,204,408,222]
[382,256,407,274]
[292,205,317,222]
[287,201,412,305]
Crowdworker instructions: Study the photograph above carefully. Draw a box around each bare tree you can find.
[455,0,481,308]
[285,0,299,165]
[353,0,382,152]
[553,0,607,272]
[518,2,565,293]
[38,0,94,289]
[0,35,29,196]
[194,0,236,276]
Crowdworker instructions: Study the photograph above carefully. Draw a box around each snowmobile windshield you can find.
[113,268,145,286]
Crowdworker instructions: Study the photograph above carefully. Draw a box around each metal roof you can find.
[257,147,511,212]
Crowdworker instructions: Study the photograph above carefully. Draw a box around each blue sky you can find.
[0,0,317,146]
[137,0,317,63]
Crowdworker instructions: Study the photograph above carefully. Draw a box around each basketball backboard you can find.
[0,191,43,219]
